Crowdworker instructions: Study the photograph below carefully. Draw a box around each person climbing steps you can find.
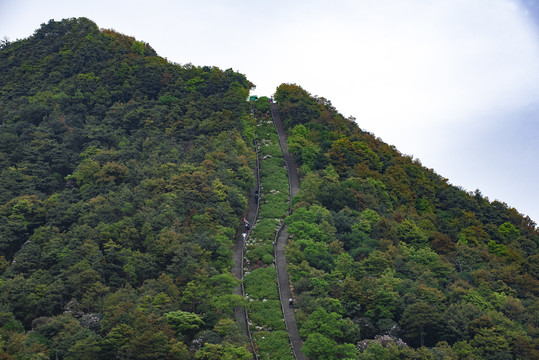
[270,101,306,360]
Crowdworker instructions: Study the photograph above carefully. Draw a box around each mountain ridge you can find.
[0,18,537,360]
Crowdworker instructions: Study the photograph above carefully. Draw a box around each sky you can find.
[1,0,538,224]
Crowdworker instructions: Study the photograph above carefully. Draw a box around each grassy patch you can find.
[250,218,280,242]
[245,242,274,265]
[253,331,294,360]
[244,266,279,300]
[260,142,284,158]
[258,192,289,219]
[248,300,285,331]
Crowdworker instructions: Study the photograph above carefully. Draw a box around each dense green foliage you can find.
[0,18,255,359]
[1,17,537,360]
[275,83,538,359]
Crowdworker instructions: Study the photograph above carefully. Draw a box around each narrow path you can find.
[232,142,260,357]
[270,103,306,360]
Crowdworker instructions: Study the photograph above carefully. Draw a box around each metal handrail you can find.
[241,136,261,360]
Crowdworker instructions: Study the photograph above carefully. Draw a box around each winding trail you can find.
[232,141,260,357]
[270,103,306,360]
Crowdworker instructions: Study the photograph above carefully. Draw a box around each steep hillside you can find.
[273,83,538,359]
[0,18,255,359]
[0,17,537,360]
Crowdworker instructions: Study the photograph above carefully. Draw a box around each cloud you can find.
[247,0,539,220]
[276,0,539,128]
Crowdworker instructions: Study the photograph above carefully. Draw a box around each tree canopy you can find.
[0,18,537,360]
[0,18,254,359]
[276,83,538,359]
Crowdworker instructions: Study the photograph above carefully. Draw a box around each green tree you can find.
[66,332,103,360]
[400,301,443,347]
[164,310,204,337]
[470,326,511,360]
[300,307,359,343]
[397,219,428,247]
[497,222,520,243]
[302,332,359,360]
[302,333,338,360]
[195,343,251,360]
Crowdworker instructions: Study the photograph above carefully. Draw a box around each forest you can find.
[0,18,255,359]
[272,84,538,359]
[0,17,537,360]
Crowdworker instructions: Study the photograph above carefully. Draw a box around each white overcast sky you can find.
[1,0,538,224]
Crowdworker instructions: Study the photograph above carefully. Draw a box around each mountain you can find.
[273,84,538,359]
[0,18,537,360]
[0,17,255,359]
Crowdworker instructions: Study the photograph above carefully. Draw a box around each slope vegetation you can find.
[0,17,537,360]
[275,83,538,359]
[0,18,255,359]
